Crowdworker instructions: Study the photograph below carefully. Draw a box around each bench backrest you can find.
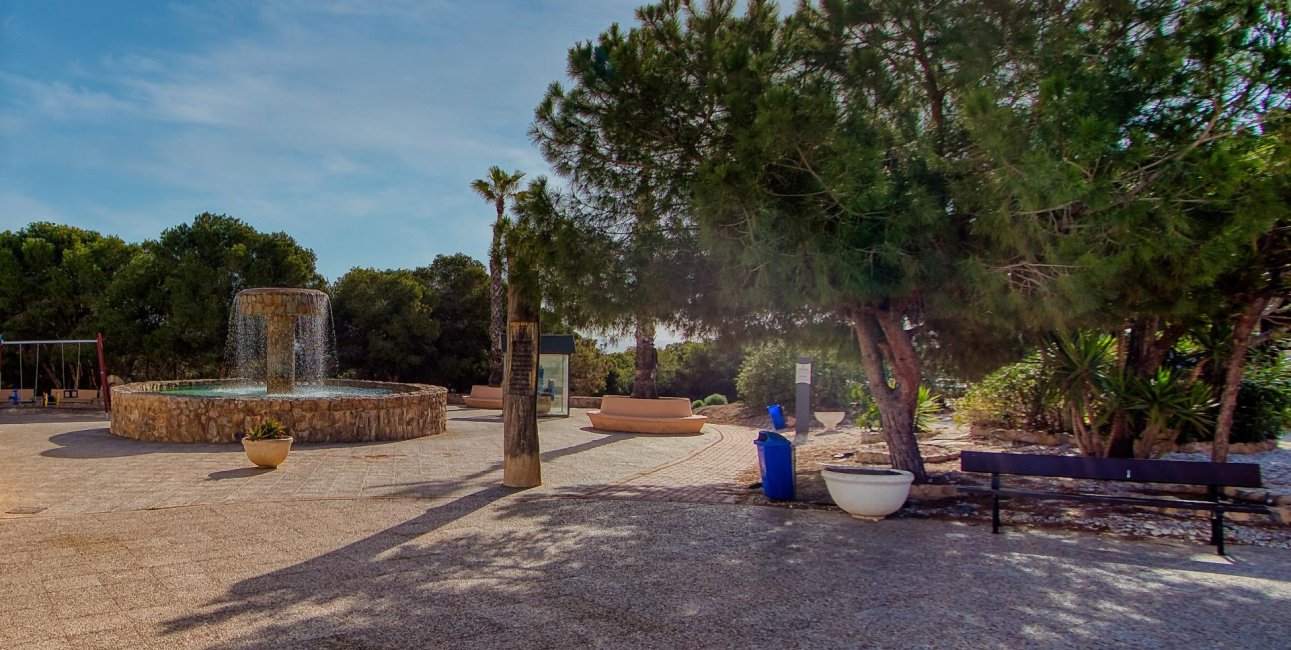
[960,451,1262,487]
[598,395,694,418]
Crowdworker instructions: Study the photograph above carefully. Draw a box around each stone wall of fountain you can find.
[110,379,446,443]
[109,287,448,443]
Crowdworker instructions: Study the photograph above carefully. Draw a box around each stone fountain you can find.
[230,288,330,394]
[109,287,447,443]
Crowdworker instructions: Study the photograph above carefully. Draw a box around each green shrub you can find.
[691,399,705,409]
[657,341,742,403]
[736,343,795,409]
[953,354,1060,431]
[1229,361,1291,443]
[735,342,862,411]
[702,393,728,406]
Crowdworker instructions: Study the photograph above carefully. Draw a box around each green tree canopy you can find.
[332,267,440,382]
[104,213,324,378]
[415,253,490,391]
[533,0,1290,477]
[0,222,137,392]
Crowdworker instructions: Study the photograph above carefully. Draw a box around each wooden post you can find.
[503,285,541,488]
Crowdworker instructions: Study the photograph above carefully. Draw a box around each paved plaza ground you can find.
[2,407,1289,648]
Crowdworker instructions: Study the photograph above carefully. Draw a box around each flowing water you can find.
[161,384,390,398]
[225,291,338,386]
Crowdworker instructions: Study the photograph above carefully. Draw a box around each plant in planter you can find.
[241,418,293,469]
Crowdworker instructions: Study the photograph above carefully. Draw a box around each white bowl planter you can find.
[242,437,293,469]
[821,465,915,520]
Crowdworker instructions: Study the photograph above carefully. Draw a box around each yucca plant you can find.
[1105,369,1216,459]
[1044,331,1115,456]
[854,384,939,433]
[244,418,289,441]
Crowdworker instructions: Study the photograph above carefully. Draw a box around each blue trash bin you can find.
[767,404,787,430]
[755,430,795,500]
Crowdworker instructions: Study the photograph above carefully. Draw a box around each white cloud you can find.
[0,72,136,120]
[0,190,67,229]
[0,0,643,277]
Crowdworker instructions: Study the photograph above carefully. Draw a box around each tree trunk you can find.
[1104,320,1185,457]
[1213,298,1267,462]
[1134,423,1162,459]
[1104,412,1135,458]
[849,307,927,483]
[631,319,658,399]
[503,284,541,488]
[487,211,506,386]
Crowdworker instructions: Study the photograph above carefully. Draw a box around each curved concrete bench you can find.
[462,385,503,409]
[588,396,708,434]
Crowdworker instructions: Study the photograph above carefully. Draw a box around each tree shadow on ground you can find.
[447,414,504,423]
[357,434,630,497]
[38,428,425,460]
[578,425,706,437]
[38,428,241,459]
[160,496,1291,649]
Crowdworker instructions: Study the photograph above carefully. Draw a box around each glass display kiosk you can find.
[536,335,573,417]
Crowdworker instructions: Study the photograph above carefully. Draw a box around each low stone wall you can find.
[110,379,447,444]
[570,396,601,409]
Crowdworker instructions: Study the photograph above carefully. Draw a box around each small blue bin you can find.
[755,430,795,500]
[767,404,786,430]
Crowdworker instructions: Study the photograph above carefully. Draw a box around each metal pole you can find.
[795,355,812,436]
[97,333,110,413]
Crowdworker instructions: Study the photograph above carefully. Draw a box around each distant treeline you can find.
[0,214,490,392]
[0,214,757,400]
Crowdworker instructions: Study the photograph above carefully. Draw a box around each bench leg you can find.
[1212,510,1225,556]
[1207,486,1226,556]
[991,473,1001,534]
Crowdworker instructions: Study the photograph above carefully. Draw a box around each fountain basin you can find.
[110,379,447,443]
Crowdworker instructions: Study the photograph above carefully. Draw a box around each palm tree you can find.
[471,166,526,386]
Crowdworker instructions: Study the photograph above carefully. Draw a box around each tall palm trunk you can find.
[487,201,506,386]
[631,319,658,399]
[849,306,927,483]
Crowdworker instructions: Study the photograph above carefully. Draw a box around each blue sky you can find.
[0,0,644,281]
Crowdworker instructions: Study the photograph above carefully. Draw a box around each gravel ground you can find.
[736,423,1291,550]
[1164,437,1291,497]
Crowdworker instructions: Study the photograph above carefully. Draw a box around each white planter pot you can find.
[820,466,915,520]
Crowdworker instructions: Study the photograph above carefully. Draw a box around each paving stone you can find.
[3,410,1289,648]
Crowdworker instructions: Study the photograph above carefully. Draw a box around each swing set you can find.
[0,333,111,412]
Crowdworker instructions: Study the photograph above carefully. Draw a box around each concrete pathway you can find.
[1,408,1289,649]
[0,407,736,517]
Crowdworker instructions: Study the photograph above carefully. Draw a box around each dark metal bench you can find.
[959,451,1272,555]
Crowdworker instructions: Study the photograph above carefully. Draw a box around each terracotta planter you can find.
[242,437,293,469]
[821,466,914,520]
